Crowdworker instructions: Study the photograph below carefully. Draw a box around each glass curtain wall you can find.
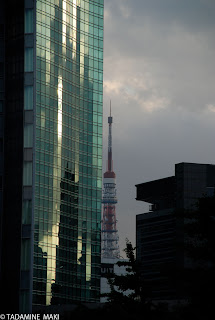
[33,0,103,306]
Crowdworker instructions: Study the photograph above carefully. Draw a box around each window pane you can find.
[22,200,32,224]
[20,291,30,314]
[25,48,33,72]
[24,86,33,110]
[24,124,33,148]
[25,9,34,33]
[23,162,32,186]
[21,239,31,270]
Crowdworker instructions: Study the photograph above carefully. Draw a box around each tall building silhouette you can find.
[136,162,215,300]
[101,105,119,258]
[0,0,104,312]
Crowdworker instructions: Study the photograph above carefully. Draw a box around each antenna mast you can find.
[101,103,120,259]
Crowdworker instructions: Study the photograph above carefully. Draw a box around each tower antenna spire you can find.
[101,103,120,259]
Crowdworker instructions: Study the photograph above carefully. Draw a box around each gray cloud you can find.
[103,0,215,254]
[107,0,215,31]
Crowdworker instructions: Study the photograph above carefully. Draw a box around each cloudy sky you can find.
[102,0,215,256]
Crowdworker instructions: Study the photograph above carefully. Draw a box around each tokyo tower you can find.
[101,104,120,258]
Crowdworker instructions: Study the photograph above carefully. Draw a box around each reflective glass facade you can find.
[22,0,103,311]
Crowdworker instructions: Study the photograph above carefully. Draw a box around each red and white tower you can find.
[101,104,120,258]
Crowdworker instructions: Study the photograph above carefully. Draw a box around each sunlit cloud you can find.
[104,70,170,113]
[104,80,123,95]
[119,4,130,18]
[206,104,215,113]
[104,8,110,21]
[139,96,170,113]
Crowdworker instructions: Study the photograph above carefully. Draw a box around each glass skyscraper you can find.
[0,0,103,313]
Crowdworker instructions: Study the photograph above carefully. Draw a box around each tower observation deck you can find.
[101,104,120,258]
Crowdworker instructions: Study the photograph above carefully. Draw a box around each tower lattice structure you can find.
[101,106,120,258]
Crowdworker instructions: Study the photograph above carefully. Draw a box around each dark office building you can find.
[136,162,215,300]
[0,0,5,282]
[0,0,104,313]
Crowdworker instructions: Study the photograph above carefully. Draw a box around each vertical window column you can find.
[20,4,35,313]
